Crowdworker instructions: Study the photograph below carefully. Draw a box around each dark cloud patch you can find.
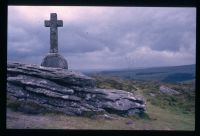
[59,25,106,55]
[8,15,49,61]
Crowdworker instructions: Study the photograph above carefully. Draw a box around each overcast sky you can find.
[8,6,196,70]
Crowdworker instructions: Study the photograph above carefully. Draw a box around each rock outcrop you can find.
[7,62,146,116]
[160,85,180,95]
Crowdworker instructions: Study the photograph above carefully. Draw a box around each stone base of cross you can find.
[41,13,68,69]
[41,53,68,69]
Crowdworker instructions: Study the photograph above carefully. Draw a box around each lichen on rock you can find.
[7,61,146,117]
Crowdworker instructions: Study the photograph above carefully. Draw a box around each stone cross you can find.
[45,13,63,53]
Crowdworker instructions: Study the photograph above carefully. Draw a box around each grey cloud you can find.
[59,25,106,55]
[8,7,196,69]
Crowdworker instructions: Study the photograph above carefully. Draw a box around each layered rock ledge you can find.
[7,62,146,116]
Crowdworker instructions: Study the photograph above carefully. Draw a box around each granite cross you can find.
[45,13,63,53]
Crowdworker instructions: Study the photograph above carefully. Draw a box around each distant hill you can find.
[86,64,195,83]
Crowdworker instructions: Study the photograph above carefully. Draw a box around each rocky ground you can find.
[7,62,195,130]
[7,62,145,117]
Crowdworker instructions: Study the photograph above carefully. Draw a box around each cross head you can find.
[45,13,63,53]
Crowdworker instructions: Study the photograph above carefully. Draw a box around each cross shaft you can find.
[45,13,63,53]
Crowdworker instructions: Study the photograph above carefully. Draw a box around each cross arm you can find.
[57,20,63,27]
[44,20,51,27]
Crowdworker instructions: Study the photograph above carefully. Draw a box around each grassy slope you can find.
[93,75,195,130]
[7,106,194,130]
[7,75,195,130]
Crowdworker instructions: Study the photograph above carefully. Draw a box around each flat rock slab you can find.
[8,61,95,87]
[7,62,146,117]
